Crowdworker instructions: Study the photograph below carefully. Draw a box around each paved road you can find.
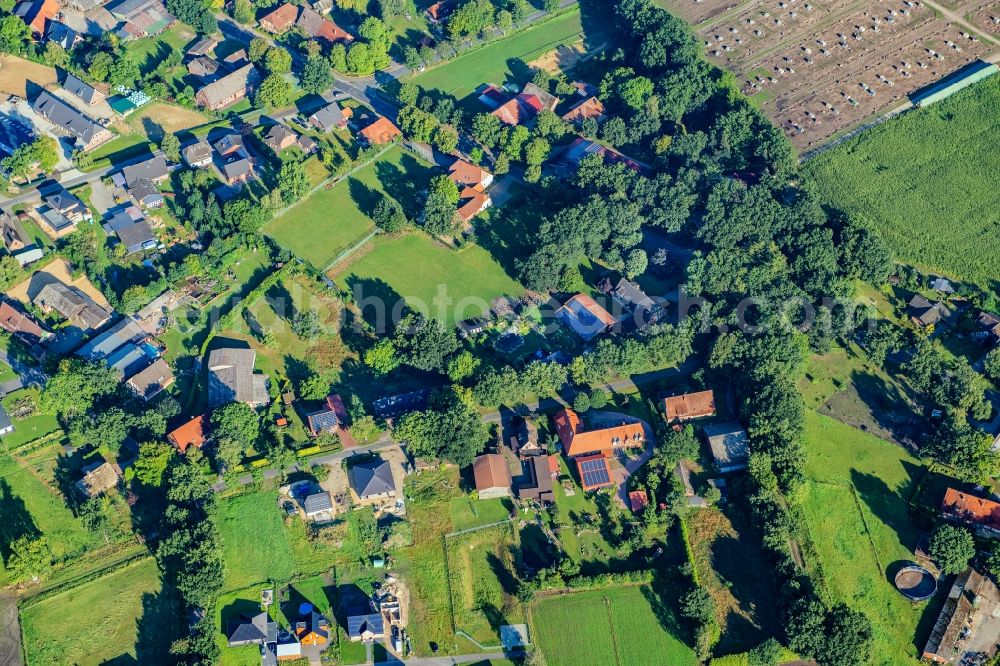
[0,347,45,396]
[0,594,22,666]
[382,652,513,666]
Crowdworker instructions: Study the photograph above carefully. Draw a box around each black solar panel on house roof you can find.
[579,457,611,488]
[309,409,339,432]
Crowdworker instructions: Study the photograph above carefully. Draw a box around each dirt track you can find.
[0,594,23,666]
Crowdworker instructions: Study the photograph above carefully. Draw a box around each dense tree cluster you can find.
[166,0,218,34]
[1,136,58,181]
[392,390,489,466]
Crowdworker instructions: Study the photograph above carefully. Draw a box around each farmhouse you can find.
[491,98,532,126]
[186,35,217,56]
[206,347,270,408]
[306,393,347,436]
[553,408,645,458]
[259,2,298,32]
[663,390,717,423]
[922,568,1000,663]
[447,158,493,189]
[908,294,951,329]
[295,5,352,43]
[309,102,352,132]
[167,415,207,453]
[33,281,112,331]
[508,416,542,457]
[456,186,491,222]
[516,453,555,503]
[195,64,260,111]
[473,453,512,499]
[76,460,122,497]
[556,293,616,341]
[62,73,105,106]
[186,56,218,79]
[477,84,508,109]
[562,96,605,124]
[126,358,174,400]
[941,487,1000,538]
[348,457,396,500]
[0,300,51,347]
[558,137,642,174]
[182,141,213,167]
[13,0,58,38]
[31,91,112,152]
[107,0,174,38]
[358,117,401,146]
[703,422,750,473]
[518,82,559,114]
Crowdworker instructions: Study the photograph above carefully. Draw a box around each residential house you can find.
[922,568,1000,663]
[908,294,951,329]
[508,416,541,457]
[608,277,655,315]
[33,281,112,331]
[490,83,558,126]
[424,0,455,23]
[516,453,555,503]
[295,5,352,43]
[302,491,333,520]
[553,408,645,458]
[128,178,164,209]
[562,96,605,124]
[107,0,174,38]
[457,317,488,338]
[76,460,122,497]
[556,293,616,341]
[62,72,105,106]
[259,2,298,32]
[206,347,269,408]
[517,82,559,114]
[476,85,508,109]
[76,317,145,361]
[126,358,174,400]
[345,612,383,642]
[629,490,649,513]
[472,453,512,499]
[447,158,493,189]
[103,206,156,253]
[40,209,74,236]
[456,186,491,222]
[182,141,213,167]
[168,415,207,453]
[295,611,330,646]
[121,156,169,186]
[297,134,317,154]
[262,124,297,153]
[186,56,219,79]
[212,134,254,185]
[186,35,217,57]
[371,388,430,420]
[262,629,302,665]
[13,0,59,39]
[941,487,1000,538]
[306,394,346,436]
[491,98,531,126]
[347,458,396,500]
[703,422,750,473]
[32,91,112,151]
[558,137,642,174]
[228,611,278,647]
[221,156,254,185]
[663,390,716,423]
[308,102,352,131]
[44,189,91,224]
[931,277,955,294]
[47,22,82,50]
[1,213,30,252]
[223,49,248,68]
[0,405,13,436]
[575,453,614,491]
[195,64,260,111]
[0,300,51,347]
[357,117,401,146]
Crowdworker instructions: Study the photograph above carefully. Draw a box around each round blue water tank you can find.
[298,602,313,616]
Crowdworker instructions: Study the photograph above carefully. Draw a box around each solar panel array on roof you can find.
[309,409,339,433]
[579,457,611,489]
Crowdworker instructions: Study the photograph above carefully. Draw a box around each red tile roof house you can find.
[0,300,52,347]
[168,415,207,453]
[556,293,616,341]
[553,408,645,458]
[662,390,717,423]
[358,117,401,146]
[296,5,353,43]
[259,1,298,32]
[941,487,1000,538]
[472,453,512,499]
[447,158,493,189]
[13,0,59,39]
[425,0,456,23]
[195,64,261,111]
[562,96,606,124]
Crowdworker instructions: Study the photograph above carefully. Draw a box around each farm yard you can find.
[803,75,1000,287]
[656,0,999,148]
[265,145,435,270]
[798,411,936,666]
[532,587,696,666]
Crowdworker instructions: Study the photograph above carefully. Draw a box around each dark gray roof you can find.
[116,218,155,253]
[613,278,654,310]
[76,317,145,360]
[41,209,74,232]
[346,613,383,639]
[703,422,750,470]
[227,611,278,645]
[309,102,347,131]
[182,141,212,164]
[222,157,253,181]
[121,156,168,186]
[34,282,111,330]
[44,190,87,216]
[106,343,148,376]
[31,91,104,144]
[206,347,268,407]
[303,491,332,514]
[187,35,218,56]
[263,124,295,148]
[62,73,101,105]
[102,206,144,232]
[348,458,395,498]
[213,133,245,154]
[307,407,339,433]
[47,22,80,50]
[129,179,162,206]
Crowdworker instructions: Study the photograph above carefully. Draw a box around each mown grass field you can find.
[0,388,60,449]
[800,411,932,666]
[407,10,586,101]
[20,557,174,666]
[450,496,511,532]
[265,145,435,270]
[533,586,696,666]
[804,76,1000,288]
[338,232,525,326]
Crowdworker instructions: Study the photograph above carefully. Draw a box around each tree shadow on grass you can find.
[375,155,424,215]
[851,468,922,555]
[347,177,381,219]
[486,551,519,597]
[344,277,408,333]
[141,117,166,143]
[641,569,695,646]
[133,588,182,665]
[0,480,39,564]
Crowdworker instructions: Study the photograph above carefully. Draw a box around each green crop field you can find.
[533,586,696,666]
[407,10,586,102]
[800,411,932,666]
[20,557,174,665]
[804,76,1000,288]
[265,145,436,270]
[338,232,525,326]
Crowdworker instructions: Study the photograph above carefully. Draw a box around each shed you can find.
[703,422,750,473]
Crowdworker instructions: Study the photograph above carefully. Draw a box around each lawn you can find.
[126,24,196,75]
[799,411,933,666]
[803,75,1000,288]
[533,586,696,666]
[265,145,435,270]
[20,557,175,665]
[450,496,512,532]
[125,102,212,140]
[1,388,61,449]
[338,232,525,326]
[217,490,297,591]
[407,10,587,103]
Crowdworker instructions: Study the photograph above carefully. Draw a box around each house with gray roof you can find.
[346,612,383,641]
[40,209,75,236]
[31,91,112,151]
[44,189,91,223]
[77,317,145,360]
[206,347,269,408]
[47,22,81,50]
[33,281,112,331]
[62,72,105,106]
[308,102,351,132]
[103,206,155,253]
[195,64,260,110]
[227,611,278,647]
[703,422,750,473]
[347,458,396,500]
[121,155,168,186]
[0,405,14,436]
[126,358,174,400]
[182,141,212,167]
[128,178,164,209]
[302,491,333,520]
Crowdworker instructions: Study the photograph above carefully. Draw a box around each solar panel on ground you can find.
[579,457,611,488]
